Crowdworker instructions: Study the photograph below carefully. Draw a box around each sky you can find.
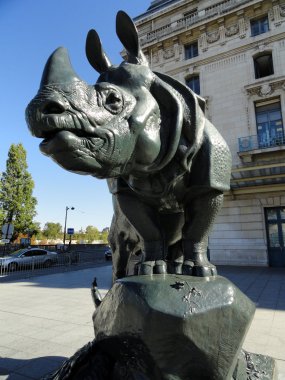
[0,0,152,232]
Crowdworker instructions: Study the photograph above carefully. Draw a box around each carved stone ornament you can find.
[206,30,220,43]
[268,8,274,21]
[260,84,272,96]
[225,23,239,37]
[152,52,159,64]
[246,79,285,98]
[271,79,285,91]
[280,4,285,17]
[245,86,261,97]
[163,47,175,59]
[258,43,267,52]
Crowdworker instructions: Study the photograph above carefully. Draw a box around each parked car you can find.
[0,248,59,272]
[105,249,112,261]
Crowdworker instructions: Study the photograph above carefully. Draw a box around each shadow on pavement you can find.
[218,265,285,311]
[0,355,66,379]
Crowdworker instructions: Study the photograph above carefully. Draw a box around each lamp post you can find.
[63,206,75,245]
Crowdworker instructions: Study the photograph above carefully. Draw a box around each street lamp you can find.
[63,206,75,245]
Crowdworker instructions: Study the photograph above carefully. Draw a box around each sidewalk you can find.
[0,264,284,379]
[219,265,285,379]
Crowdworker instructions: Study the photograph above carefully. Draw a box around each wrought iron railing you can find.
[238,134,285,152]
[139,0,252,46]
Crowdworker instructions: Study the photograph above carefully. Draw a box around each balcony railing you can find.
[238,134,285,152]
[139,0,252,46]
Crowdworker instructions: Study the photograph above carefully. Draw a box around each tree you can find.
[74,228,86,243]
[43,222,62,240]
[100,228,109,244]
[0,144,37,241]
[85,225,100,243]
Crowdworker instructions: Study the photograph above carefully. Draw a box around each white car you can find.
[0,248,58,272]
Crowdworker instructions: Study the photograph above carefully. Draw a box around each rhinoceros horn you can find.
[40,47,82,87]
[116,10,148,65]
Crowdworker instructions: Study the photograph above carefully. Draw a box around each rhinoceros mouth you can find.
[39,128,113,160]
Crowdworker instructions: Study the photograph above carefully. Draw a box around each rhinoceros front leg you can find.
[109,196,142,282]
[116,192,166,275]
[182,191,224,277]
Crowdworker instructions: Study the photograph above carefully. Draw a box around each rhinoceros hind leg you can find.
[183,192,224,277]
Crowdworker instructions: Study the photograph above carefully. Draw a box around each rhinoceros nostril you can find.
[42,101,66,115]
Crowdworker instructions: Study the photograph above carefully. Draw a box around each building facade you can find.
[134,0,285,267]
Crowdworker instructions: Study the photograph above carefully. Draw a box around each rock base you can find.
[42,274,277,380]
[233,350,277,380]
[93,274,256,379]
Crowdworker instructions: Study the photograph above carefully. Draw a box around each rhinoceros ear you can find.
[116,10,148,65]
[86,29,112,73]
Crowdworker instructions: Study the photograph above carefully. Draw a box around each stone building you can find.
[134,0,285,267]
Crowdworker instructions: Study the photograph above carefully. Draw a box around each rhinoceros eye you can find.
[104,90,123,114]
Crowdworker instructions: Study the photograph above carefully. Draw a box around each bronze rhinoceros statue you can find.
[26,11,231,280]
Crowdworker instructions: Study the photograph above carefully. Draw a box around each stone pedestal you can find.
[92,274,258,379]
[44,274,277,380]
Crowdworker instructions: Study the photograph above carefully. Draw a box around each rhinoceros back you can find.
[189,120,232,192]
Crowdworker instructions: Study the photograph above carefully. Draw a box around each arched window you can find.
[254,53,274,79]
[185,75,200,95]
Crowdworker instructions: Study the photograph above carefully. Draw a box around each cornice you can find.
[154,31,285,77]
[137,0,265,48]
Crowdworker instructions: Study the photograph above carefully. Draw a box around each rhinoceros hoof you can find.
[154,260,167,274]
[167,261,183,274]
[192,264,217,277]
[182,261,217,277]
[181,260,194,275]
[139,260,167,275]
[138,261,155,275]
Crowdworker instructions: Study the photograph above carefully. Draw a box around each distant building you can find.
[135,0,285,267]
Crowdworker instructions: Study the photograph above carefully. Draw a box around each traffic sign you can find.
[67,228,74,235]
[1,224,14,239]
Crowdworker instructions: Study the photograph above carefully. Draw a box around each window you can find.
[32,250,47,256]
[184,42,198,60]
[22,251,34,257]
[251,16,269,36]
[255,99,284,148]
[254,53,273,79]
[186,75,200,95]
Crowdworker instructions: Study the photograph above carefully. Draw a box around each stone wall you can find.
[210,192,285,265]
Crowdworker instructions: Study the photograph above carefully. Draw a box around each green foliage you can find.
[43,222,63,240]
[74,228,85,243]
[0,144,37,241]
[85,225,100,243]
[100,229,109,244]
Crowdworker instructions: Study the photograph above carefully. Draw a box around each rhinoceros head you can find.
[26,11,191,178]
